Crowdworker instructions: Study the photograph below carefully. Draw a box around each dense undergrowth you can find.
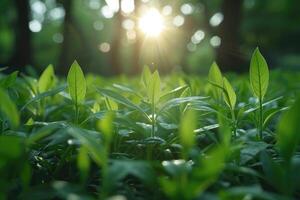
[1,48,300,200]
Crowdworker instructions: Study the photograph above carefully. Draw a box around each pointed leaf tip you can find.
[67,61,86,105]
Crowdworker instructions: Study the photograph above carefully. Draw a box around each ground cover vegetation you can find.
[0,48,300,200]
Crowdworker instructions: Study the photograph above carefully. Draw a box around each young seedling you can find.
[208,62,223,102]
[37,64,55,117]
[141,66,161,137]
[67,61,86,124]
[222,77,237,136]
[208,63,237,137]
[249,48,269,140]
[38,64,55,94]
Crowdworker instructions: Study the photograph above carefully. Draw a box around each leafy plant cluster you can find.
[0,48,300,200]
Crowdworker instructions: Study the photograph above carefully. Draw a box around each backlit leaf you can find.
[67,61,86,105]
[97,88,149,121]
[147,70,161,104]
[180,109,197,152]
[223,77,236,110]
[208,62,223,100]
[0,71,18,88]
[77,146,90,181]
[250,48,269,100]
[38,64,55,93]
[0,88,19,128]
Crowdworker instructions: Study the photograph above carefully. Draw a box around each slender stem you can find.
[259,97,263,140]
[75,103,79,124]
[151,103,155,137]
[231,108,237,137]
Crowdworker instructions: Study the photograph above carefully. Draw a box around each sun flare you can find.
[138,8,164,37]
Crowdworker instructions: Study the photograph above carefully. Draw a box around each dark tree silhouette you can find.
[110,0,123,75]
[10,0,31,72]
[216,0,246,72]
[58,0,73,75]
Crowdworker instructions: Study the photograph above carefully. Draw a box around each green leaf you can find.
[67,126,104,167]
[220,185,285,200]
[97,88,150,121]
[260,151,287,193]
[240,141,269,165]
[192,145,228,195]
[67,61,86,105]
[244,96,283,114]
[159,85,188,103]
[147,70,161,104]
[223,77,236,110]
[106,160,155,191]
[105,97,118,111]
[113,83,143,98]
[249,48,269,100]
[276,98,300,161]
[0,135,22,159]
[21,85,67,111]
[208,62,223,100]
[0,71,18,88]
[197,145,228,178]
[38,64,55,93]
[91,102,100,113]
[77,146,90,181]
[26,124,60,145]
[159,96,207,114]
[97,111,115,143]
[0,88,19,128]
[194,124,219,133]
[263,107,288,129]
[180,109,197,153]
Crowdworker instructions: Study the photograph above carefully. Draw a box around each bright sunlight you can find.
[138,8,164,37]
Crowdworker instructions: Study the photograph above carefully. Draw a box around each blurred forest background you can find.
[0,0,300,76]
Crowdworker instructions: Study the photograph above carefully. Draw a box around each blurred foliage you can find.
[0,49,300,199]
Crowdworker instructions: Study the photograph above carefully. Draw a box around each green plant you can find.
[0,48,300,200]
[208,62,237,137]
[249,48,270,140]
[67,61,87,123]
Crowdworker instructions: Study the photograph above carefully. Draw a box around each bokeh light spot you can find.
[93,21,104,31]
[210,36,221,47]
[52,33,63,43]
[99,42,111,52]
[162,5,172,16]
[181,4,194,15]
[173,15,185,27]
[29,20,42,32]
[122,19,135,30]
[209,12,224,27]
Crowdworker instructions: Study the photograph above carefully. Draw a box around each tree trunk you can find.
[58,0,73,75]
[216,0,246,72]
[10,0,31,72]
[110,1,123,75]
